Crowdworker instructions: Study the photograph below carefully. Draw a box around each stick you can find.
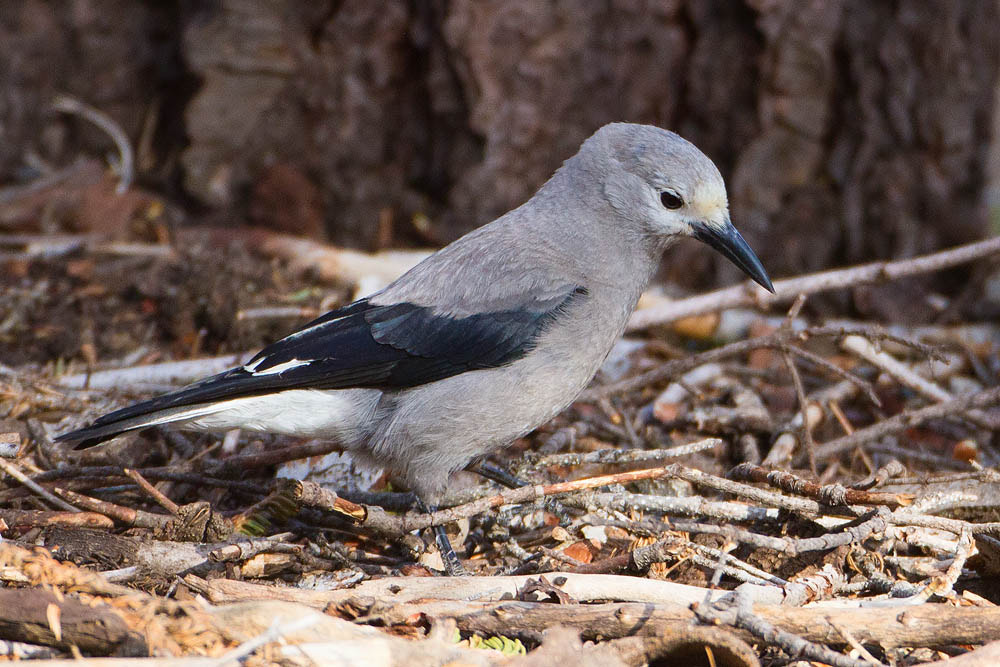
[582,324,935,401]
[841,335,951,403]
[123,468,180,515]
[255,232,431,286]
[186,571,733,608]
[628,236,1000,330]
[363,465,699,537]
[528,437,721,468]
[51,95,134,194]
[814,386,1000,459]
[0,510,113,530]
[52,487,170,529]
[0,458,79,512]
[342,596,1000,650]
[57,353,248,390]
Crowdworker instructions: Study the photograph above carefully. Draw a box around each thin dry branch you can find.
[814,386,1000,459]
[628,236,1000,330]
[0,509,113,530]
[255,231,431,287]
[694,600,868,667]
[582,324,935,401]
[57,353,247,390]
[0,457,79,512]
[729,464,911,508]
[526,438,721,469]
[366,464,705,537]
[51,94,134,194]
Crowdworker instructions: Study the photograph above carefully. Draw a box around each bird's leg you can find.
[471,461,528,489]
[416,498,467,576]
[473,461,577,535]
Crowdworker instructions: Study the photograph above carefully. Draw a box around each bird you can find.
[57,122,773,572]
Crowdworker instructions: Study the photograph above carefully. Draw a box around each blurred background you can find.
[2,0,1000,364]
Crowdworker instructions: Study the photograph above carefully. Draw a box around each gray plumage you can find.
[58,122,772,504]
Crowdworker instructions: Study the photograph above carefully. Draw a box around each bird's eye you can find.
[660,191,683,210]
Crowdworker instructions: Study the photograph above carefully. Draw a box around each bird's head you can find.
[589,123,774,293]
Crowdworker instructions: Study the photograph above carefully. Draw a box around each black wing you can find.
[58,286,587,444]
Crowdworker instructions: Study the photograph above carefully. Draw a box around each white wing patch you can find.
[243,357,265,372]
[244,358,310,376]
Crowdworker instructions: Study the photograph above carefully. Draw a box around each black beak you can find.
[691,221,774,293]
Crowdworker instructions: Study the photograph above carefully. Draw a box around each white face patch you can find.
[689,181,728,225]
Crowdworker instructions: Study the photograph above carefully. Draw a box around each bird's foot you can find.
[471,461,528,489]
[417,498,467,576]
[433,524,468,577]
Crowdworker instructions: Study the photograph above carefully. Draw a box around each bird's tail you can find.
[55,401,228,450]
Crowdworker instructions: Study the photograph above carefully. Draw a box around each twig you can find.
[850,459,906,490]
[597,511,890,559]
[255,231,431,286]
[583,324,941,401]
[0,234,176,261]
[843,335,995,431]
[691,547,779,586]
[51,487,170,529]
[201,441,346,477]
[26,466,265,495]
[814,386,1000,459]
[828,399,855,435]
[693,599,869,667]
[56,353,248,390]
[356,464,714,538]
[783,348,817,474]
[356,596,1000,649]
[827,618,887,666]
[528,437,721,469]
[934,529,973,598]
[628,236,1000,330]
[784,344,881,406]
[0,458,79,512]
[124,468,180,515]
[566,492,784,524]
[191,570,733,608]
[688,540,787,586]
[213,614,321,666]
[728,464,911,508]
[841,334,951,402]
[0,509,113,529]
[664,463,824,515]
[236,306,321,321]
[867,442,970,471]
[210,533,298,563]
[51,94,134,194]
[99,566,142,583]
[889,511,1000,537]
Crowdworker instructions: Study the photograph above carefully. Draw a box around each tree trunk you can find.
[2,1,996,303]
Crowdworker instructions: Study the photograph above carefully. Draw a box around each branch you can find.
[628,236,1000,330]
[338,596,1000,650]
[814,386,1000,459]
[51,95,134,194]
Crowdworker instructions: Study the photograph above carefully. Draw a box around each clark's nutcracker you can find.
[58,123,772,570]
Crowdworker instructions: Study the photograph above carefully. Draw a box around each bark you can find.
[0,588,145,655]
[1,1,996,298]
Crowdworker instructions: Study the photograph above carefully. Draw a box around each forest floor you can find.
[2,163,1000,666]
